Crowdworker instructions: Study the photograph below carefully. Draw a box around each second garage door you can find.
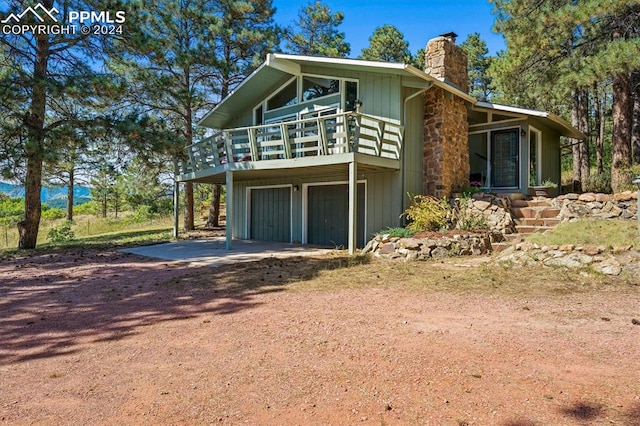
[307,183,365,248]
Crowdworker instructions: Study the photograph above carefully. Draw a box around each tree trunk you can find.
[66,167,74,221]
[18,157,43,249]
[205,184,221,228]
[578,88,590,191]
[183,88,195,231]
[102,194,107,218]
[18,15,50,249]
[593,82,604,174]
[570,90,582,191]
[632,70,640,164]
[611,72,633,192]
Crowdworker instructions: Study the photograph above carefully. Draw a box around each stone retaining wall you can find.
[362,233,492,261]
[552,191,638,221]
[495,242,640,276]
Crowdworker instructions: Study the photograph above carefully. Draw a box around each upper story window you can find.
[345,80,358,111]
[262,75,358,116]
[302,76,339,102]
[267,79,297,111]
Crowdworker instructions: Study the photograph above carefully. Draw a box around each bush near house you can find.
[401,194,489,234]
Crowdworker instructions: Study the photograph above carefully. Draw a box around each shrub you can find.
[586,172,612,193]
[403,195,451,232]
[127,205,156,223]
[377,227,415,238]
[74,201,99,216]
[41,207,66,220]
[453,197,488,231]
[47,221,76,243]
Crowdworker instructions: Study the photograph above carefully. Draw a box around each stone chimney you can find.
[422,32,470,198]
[424,32,469,93]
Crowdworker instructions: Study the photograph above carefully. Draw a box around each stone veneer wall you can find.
[422,36,470,199]
[424,36,469,92]
[423,88,469,198]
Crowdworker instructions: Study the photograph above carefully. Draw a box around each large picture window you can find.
[302,76,339,101]
[267,79,297,111]
[260,76,358,118]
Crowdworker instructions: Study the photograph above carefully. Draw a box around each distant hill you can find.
[0,182,91,208]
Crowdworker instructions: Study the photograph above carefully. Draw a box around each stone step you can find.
[504,233,527,242]
[510,199,553,208]
[511,206,560,219]
[490,242,512,253]
[543,218,561,227]
[515,218,546,226]
[515,225,553,234]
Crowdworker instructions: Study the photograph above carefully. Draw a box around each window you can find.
[302,76,339,101]
[345,81,358,111]
[254,104,263,125]
[267,79,297,111]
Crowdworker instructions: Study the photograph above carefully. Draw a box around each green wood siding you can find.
[250,187,291,242]
[402,88,425,210]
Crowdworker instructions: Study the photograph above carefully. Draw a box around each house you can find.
[177,33,583,254]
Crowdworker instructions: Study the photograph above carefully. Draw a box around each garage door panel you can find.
[251,187,291,242]
[308,184,365,248]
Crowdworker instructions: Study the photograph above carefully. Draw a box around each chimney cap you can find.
[438,31,458,42]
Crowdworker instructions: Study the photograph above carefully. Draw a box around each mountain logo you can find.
[1,3,59,24]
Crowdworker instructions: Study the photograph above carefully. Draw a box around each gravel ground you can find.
[1,248,639,425]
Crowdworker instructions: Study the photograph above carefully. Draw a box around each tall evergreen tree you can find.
[285,1,350,58]
[360,25,411,63]
[461,33,493,101]
[110,0,222,231]
[0,0,120,248]
[204,0,279,229]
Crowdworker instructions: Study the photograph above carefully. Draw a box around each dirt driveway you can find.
[1,247,639,425]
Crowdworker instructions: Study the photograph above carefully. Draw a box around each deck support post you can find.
[348,160,357,255]
[172,159,179,239]
[225,169,234,250]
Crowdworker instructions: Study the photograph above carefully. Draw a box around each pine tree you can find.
[461,33,493,101]
[204,0,279,229]
[360,25,411,63]
[285,1,350,58]
[0,0,120,248]
[110,0,224,231]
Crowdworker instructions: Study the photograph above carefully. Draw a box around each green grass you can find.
[525,219,640,248]
[0,214,176,252]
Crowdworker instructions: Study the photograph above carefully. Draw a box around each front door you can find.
[491,129,519,188]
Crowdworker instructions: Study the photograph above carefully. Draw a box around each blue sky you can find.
[273,0,505,57]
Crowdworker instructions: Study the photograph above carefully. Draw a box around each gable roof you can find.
[473,102,585,139]
[198,54,584,141]
[198,53,475,129]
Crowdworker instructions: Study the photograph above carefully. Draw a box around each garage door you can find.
[250,187,291,242]
[308,183,365,248]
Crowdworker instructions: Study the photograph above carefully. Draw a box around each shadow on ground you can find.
[0,247,368,365]
[503,401,640,426]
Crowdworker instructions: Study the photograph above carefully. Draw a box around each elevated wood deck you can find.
[178,112,404,183]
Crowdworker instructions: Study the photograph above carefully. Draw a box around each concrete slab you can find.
[120,238,337,267]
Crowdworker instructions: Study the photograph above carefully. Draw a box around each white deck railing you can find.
[181,112,404,175]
